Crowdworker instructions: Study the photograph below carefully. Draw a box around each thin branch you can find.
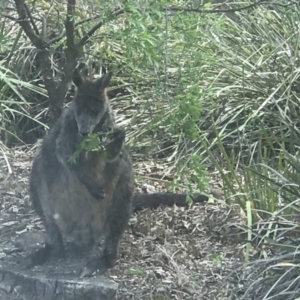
[24,2,39,35]
[75,15,100,27]
[14,0,48,49]
[50,1,79,45]
[77,9,124,48]
[48,30,65,45]
[168,0,269,14]
[65,0,75,49]
[48,15,101,45]
[45,0,56,20]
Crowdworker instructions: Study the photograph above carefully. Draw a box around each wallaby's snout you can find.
[76,110,105,136]
[77,120,92,137]
[79,131,89,137]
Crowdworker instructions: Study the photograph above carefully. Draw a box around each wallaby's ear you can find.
[73,69,83,87]
[96,71,113,89]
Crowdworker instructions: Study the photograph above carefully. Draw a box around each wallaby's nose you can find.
[79,131,89,137]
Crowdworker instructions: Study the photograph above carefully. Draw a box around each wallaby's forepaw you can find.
[105,129,125,146]
[110,128,125,141]
[88,182,106,199]
[79,258,107,278]
[104,129,125,161]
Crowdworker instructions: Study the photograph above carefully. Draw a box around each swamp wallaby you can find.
[29,70,135,277]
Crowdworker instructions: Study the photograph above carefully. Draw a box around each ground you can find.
[0,148,247,299]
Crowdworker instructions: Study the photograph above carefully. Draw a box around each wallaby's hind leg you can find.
[79,177,133,278]
[79,237,120,278]
[79,239,107,278]
[30,192,65,266]
[31,216,65,266]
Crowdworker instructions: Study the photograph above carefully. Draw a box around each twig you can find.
[24,2,39,35]
[45,0,56,20]
[48,15,101,45]
[168,0,271,14]
[77,9,124,48]
[75,15,100,27]
[48,30,66,44]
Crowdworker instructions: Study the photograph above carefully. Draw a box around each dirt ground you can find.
[0,148,248,299]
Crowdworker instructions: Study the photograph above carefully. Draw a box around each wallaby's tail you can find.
[132,190,222,212]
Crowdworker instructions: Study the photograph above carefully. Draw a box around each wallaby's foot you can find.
[30,246,50,267]
[79,257,108,278]
[29,244,65,267]
[79,243,119,278]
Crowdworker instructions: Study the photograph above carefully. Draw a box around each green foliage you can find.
[0,33,9,53]
[68,131,112,165]
[153,84,203,140]
[197,3,300,163]
[238,151,300,300]
[0,64,46,145]
[129,267,146,277]
[119,1,165,66]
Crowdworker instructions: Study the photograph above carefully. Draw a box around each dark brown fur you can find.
[29,70,135,277]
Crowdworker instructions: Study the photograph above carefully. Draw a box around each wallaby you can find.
[29,69,135,277]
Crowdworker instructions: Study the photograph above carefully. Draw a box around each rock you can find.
[0,266,118,300]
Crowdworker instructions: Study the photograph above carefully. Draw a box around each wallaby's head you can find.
[72,69,113,136]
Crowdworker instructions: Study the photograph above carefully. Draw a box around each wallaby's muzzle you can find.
[76,116,96,137]
[78,130,90,137]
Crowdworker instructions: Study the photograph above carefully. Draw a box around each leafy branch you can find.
[12,0,124,123]
[68,133,107,165]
